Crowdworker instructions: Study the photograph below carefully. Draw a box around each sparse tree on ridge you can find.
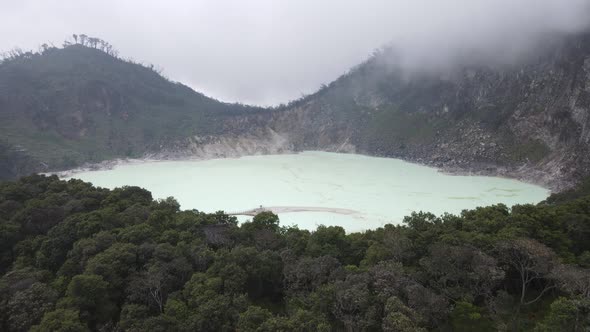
[79,34,87,46]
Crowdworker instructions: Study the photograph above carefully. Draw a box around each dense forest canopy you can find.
[0,174,589,331]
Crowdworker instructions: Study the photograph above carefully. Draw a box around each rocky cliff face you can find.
[207,33,590,191]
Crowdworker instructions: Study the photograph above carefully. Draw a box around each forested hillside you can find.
[1,175,589,331]
[0,37,265,180]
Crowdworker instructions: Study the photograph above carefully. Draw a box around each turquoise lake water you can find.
[66,151,549,232]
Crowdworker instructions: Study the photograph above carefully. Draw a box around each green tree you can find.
[238,306,273,332]
[450,301,493,331]
[30,309,88,332]
[61,274,116,327]
[535,297,590,332]
[306,225,349,261]
[118,304,149,331]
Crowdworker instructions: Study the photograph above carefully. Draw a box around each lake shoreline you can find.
[48,149,554,193]
[57,151,549,232]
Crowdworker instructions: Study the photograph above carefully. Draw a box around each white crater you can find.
[65,151,549,232]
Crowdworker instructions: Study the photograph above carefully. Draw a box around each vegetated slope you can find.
[266,33,590,190]
[0,44,265,179]
[1,174,590,331]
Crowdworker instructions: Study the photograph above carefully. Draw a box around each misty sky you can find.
[2,0,590,106]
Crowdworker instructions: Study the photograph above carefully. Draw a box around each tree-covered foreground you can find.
[1,175,590,331]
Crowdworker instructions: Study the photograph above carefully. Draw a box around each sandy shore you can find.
[229,206,360,216]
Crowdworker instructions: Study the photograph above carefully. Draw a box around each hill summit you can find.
[0,40,265,179]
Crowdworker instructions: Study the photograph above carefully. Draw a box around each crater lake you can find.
[65,151,549,232]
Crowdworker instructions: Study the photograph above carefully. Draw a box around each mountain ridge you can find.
[2,34,590,190]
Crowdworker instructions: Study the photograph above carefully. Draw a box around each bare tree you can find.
[72,34,78,44]
[371,261,449,327]
[146,269,165,313]
[553,264,590,298]
[420,244,504,302]
[496,238,558,306]
[127,267,167,313]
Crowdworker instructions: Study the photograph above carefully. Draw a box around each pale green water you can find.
[66,151,549,233]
